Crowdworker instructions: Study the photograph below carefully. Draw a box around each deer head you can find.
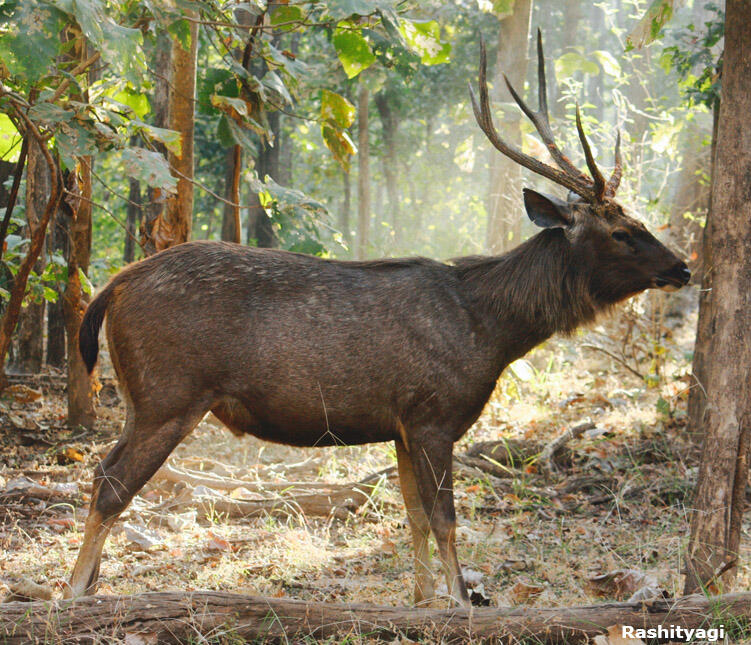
[469,30,690,305]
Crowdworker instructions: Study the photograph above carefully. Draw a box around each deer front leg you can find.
[395,439,436,605]
[408,435,469,607]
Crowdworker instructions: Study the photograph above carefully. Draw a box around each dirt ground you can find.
[1,290,749,642]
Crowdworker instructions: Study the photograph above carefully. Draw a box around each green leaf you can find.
[5,234,26,252]
[399,20,450,66]
[626,0,674,50]
[326,0,378,20]
[78,267,92,295]
[261,71,293,105]
[320,90,355,129]
[211,95,249,118]
[112,90,150,118]
[555,52,600,78]
[132,121,182,156]
[0,114,21,162]
[27,101,74,124]
[490,0,515,18]
[56,0,143,83]
[592,50,621,78]
[322,125,356,171]
[168,18,192,52]
[0,2,65,84]
[121,147,176,194]
[270,5,303,31]
[332,30,376,79]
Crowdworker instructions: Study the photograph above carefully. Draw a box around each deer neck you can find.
[454,229,598,364]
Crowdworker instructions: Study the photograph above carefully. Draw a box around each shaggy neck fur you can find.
[453,229,601,352]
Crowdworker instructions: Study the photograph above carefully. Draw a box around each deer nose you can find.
[676,262,691,285]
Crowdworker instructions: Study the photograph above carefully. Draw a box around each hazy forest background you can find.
[3,0,751,642]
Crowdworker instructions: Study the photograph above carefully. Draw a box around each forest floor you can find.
[1,290,749,643]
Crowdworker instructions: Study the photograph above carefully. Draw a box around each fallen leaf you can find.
[509,579,545,605]
[603,624,646,645]
[123,632,159,645]
[123,523,162,551]
[6,384,43,404]
[587,569,658,600]
[60,446,85,463]
[206,531,232,552]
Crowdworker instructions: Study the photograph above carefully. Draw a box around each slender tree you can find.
[162,14,199,249]
[375,90,400,248]
[13,137,49,372]
[141,32,171,255]
[356,83,370,259]
[684,0,751,594]
[62,159,95,428]
[486,0,533,254]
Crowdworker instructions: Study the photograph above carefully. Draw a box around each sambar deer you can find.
[66,32,689,605]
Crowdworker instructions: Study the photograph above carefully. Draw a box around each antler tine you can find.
[470,39,593,200]
[606,129,622,196]
[536,28,547,117]
[502,32,587,182]
[575,103,606,201]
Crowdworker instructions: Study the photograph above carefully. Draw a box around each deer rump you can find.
[82,240,497,449]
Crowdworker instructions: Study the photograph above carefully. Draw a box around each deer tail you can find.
[79,282,116,374]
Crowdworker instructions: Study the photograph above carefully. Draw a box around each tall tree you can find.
[13,137,49,373]
[162,15,199,249]
[221,146,242,242]
[486,0,533,254]
[684,0,751,594]
[356,84,370,260]
[46,204,68,368]
[141,32,171,255]
[62,160,95,428]
[374,89,400,249]
[124,176,141,263]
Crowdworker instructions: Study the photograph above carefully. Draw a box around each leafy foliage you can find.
[662,3,724,108]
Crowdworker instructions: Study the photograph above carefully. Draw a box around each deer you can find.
[64,32,690,606]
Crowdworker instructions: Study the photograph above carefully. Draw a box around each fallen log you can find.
[1,590,747,644]
[153,467,396,520]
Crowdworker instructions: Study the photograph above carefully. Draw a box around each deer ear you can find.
[523,189,573,229]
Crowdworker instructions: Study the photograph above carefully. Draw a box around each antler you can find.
[471,30,622,203]
[469,40,594,200]
[503,30,588,182]
[575,103,606,200]
[606,130,622,196]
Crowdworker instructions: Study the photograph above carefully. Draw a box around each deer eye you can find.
[611,229,631,243]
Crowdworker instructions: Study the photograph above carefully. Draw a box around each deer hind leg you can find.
[408,437,469,607]
[64,403,207,598]
[395,439,436,605]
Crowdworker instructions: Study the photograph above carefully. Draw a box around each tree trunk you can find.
[486,0,533,254]
[124,176,141,263]
[356,84,370,260]
[340,169,351,243]
[159,14,198,250]
[374,92,400,249]
[687,97,720,444]
[0,136,60,391]
[45,201,69,368]
[2,590,750,644]
[684,0,751,594]
[141,32,171,256]
[247,109,280,248]
[61,159,95,429]
[12,137,49,373]
[221,145,242,243]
